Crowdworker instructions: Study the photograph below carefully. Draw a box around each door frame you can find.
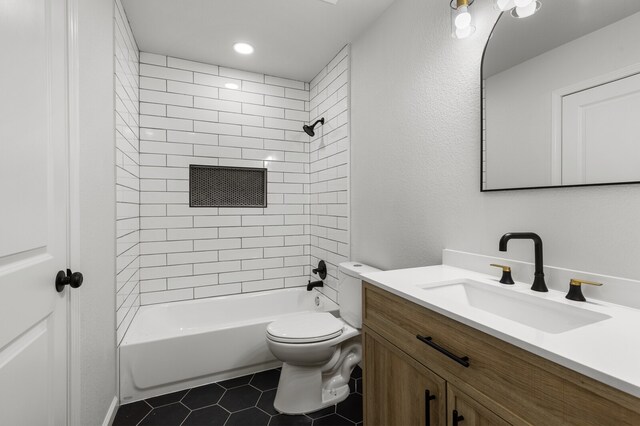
[67,0,83,423]
[550,63,640,185]
[66,0,120,423]
[63,0,119,423]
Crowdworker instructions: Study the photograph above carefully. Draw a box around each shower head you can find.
[303,118,325,137]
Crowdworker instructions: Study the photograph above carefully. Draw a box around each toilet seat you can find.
[267,312,344,344]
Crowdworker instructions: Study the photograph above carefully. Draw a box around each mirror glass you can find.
[482,0,640,191]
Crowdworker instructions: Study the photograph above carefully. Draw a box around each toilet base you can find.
[273,364,351,415]
[273,339,361,415]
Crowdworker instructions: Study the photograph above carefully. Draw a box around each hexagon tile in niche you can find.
[113,366,363,426]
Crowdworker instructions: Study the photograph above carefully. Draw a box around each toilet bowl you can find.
[265,262,380,415]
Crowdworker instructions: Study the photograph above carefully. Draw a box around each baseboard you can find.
[102,396,119,426]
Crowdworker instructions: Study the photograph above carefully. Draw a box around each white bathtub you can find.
[119,288,339,403]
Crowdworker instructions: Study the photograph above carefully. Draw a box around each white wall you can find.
[350,0,640,282]
[115,0,140,345]
[77,0,117,423]
[137,53,314,304]
[309,46,351,302]
[485,12,640,189]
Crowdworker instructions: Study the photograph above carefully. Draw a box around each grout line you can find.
[128,52,350,305]
[134,401,153,426]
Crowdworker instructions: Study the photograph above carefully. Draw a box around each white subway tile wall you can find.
[115,0,140,344]
[308,46,351,303]
[137,52,325,305]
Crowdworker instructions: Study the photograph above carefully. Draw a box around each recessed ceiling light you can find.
[233,42,254,55]
[225,83,239,90]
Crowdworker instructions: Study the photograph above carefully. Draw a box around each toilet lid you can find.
[267,312,344,343]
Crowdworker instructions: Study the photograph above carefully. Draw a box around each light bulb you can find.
[512,0,540,18]
[451,0,475,40]
[494,0,515,11]
[455,6,472,29]
[455,25,475,39]
[514,0,533,7]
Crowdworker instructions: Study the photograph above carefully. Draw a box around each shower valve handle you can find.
[313,260,327,280]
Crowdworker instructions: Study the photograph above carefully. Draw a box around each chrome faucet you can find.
[499,232,548,292]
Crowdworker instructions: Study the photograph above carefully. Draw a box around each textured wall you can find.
[351,0,640,282]
[115,0,140,345]
[137,53,313,304]
[308,46,351,302]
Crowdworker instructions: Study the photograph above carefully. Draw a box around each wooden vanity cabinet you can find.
[363,327,446,426]
[446,385,510,426]
[362,282,640,426]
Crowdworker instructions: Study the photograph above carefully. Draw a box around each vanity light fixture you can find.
[494,0,515,11]
[511,0,541,18]
[450,0,476,39]
[233,42,254,55]
[493,0,541,17]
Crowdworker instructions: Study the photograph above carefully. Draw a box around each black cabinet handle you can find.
[416,335,470,368]
[453,409,464,426]
[425,389,436,426]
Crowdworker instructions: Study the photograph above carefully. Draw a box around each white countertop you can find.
[361,265,640,398]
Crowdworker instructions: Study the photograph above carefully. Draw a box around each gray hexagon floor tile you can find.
[219,384,262,412]
[269,414,313,426]
[113,367,363,426]
[219,373,253,389]
[226,407,271,426]
[257,389,279,416]
[112,400,152,426]
[311,413,353,426]
[145,389,189,408]
[305,406,336,420]
[182,383,226,410]
[182,404,229,426]
[251,369,281,391]
[137,402,189,426]
[336,394,363,423]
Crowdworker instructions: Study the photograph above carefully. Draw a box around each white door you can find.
[0,0,70,424]
[562,72,640,185]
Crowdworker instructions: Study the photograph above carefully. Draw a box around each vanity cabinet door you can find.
[364,327,446,426]
[447,385,511,426]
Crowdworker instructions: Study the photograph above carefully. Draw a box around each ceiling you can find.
[121,0,395,82]
[484,0,640,77]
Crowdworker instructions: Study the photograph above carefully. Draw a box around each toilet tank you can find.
[338,262,381,329]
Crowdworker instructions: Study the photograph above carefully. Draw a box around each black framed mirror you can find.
[481,0,640,191]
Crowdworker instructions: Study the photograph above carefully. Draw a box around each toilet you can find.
[265,262,380,415]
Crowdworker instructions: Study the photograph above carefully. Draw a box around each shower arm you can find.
[303,117,325,137]
[309,118,324,128]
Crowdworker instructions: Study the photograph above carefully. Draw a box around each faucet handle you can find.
[566,278,603,302]
[570,278,603,287]
[490,264,515,285]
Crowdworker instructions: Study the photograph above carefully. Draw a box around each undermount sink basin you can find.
[420,280,611,334]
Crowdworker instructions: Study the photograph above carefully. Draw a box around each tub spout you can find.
[307,280,324,291]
